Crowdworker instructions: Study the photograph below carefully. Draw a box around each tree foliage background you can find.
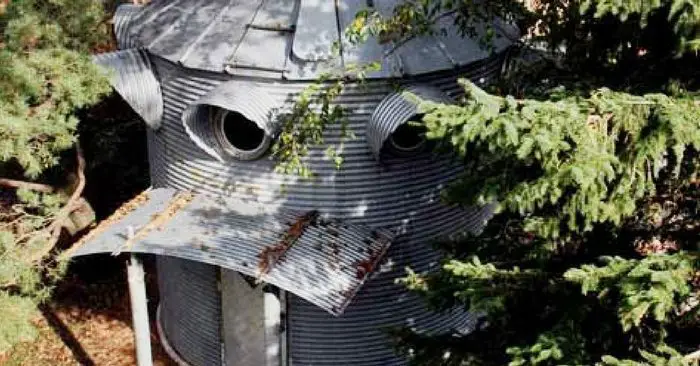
[340,0,700,364]
[0,0,148,353]
[0,0,697,363]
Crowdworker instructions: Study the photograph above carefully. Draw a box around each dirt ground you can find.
[0,256,176,366]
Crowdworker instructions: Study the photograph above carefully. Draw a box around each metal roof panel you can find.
[68,188,395,316]
[181,0,263,72]
[146,0,230,64]
[113,0,515,79]
[291,0,340,62]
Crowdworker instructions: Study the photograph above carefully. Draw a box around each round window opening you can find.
[388,116,428,155]
[220,111,266,151]
[211,108,271,160]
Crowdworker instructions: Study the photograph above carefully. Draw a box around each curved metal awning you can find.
[93,49,163,129]
[66,188,394,316]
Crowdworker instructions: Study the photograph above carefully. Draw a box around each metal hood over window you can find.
[93,49,164,129]
[66,189,395,315]
[367,84,452,159]
[182,81,282,162]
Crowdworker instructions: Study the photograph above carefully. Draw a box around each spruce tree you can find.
[0,0,111,352]
[347,0,699,364]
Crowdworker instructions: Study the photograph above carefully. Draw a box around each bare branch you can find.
[29,143,87,263]
[0,178,55,193]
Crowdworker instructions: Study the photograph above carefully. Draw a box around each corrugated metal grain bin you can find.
[70,1,518,365]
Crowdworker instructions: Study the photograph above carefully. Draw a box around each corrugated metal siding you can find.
[69,188,395,315]
[93,49,163,129]
[113,4,142,50]
[114,0,514,79]
[148,51,505,221]
[366,84,451,158]
[157,256,222,366]
[287,236,483,365]
[181,80,281,162]
[142,52,504,365]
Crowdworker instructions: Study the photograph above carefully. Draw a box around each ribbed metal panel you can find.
[83,31,511,363]
[287,237,483,365]
[112,0,514,79]
[137,52,505,365]
[367,84,451,158]
[181,80,282,162]
[148,51,505,219]
[113,4,142,50]
[93,49,163,129]
[69,188,396,315]
[157,256,221,366]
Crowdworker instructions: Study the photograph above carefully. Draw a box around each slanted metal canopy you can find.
[93,49,163,129]
[116,0,517,79]
[67,189,394,315]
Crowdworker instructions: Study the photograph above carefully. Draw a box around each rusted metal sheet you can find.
[93,49,163,129]
[69,188,395,316]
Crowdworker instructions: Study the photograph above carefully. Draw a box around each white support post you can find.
[127,254,154,366]
[263,289,282,366]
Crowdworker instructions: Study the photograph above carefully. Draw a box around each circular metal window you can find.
[367,84,450,160]
[386,115,428,156]
[211,108,271,160]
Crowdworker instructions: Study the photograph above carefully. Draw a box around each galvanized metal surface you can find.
[367,84,451,158]
[70,188,395,315]
[89,7,514,360]
[155,305,190,366]
[131,52,503,365]
[93,50,163,129]
[113,4,141,50]
[116,0,515,79]
[181,80,282,162]
[157,256,222,366]
[293,0,338,62]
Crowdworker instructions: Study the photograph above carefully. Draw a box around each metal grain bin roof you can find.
[67,188,395,315]
[115,0,517,79]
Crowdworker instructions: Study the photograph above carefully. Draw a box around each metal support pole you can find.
[127,254,154,366]
[263,287,282,366]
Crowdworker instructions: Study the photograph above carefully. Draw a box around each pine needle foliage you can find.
[0,0,111,353]
[0,0,111,178]
[343,0,700,365]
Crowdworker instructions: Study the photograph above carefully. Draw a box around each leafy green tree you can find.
[345,0,699,364]
[0,0,111,352]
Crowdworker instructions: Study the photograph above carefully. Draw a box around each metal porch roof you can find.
[67,188,395,315]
